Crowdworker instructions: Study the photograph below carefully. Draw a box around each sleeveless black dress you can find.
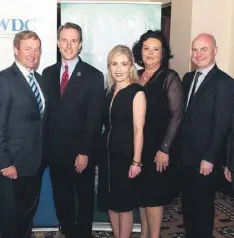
[98,83,143,212]
[137,67,183,207]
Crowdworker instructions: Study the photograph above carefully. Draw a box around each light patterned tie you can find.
[60,64,69,97]
[28,72,43,115]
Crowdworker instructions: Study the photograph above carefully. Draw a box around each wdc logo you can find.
[0,18,36,38]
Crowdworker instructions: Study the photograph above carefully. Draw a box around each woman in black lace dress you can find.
[132,30,183,238]
[99,45,146,238]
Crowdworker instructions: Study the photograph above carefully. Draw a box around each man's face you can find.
[58,28,82,61]
[191,35,217,69]
[14,38,41,71]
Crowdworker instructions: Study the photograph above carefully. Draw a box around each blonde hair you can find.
[107,45,139,89]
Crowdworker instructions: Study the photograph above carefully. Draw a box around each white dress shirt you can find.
[186,63,215,108]
[15,61,45,112]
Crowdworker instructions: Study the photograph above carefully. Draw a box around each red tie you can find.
[60,64,69,97]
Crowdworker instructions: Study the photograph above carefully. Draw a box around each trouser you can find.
[231,172,234,190]
[181,163,216,238]
[50,164,95,238]
[0,173,42,238]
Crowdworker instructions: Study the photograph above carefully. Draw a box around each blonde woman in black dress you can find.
[99,45,146,238]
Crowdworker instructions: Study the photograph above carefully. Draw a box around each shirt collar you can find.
[197,63,215,76]
[62,56,79,69]
[15,61,34,80]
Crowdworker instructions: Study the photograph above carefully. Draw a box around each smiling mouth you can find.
[115,73,124,76]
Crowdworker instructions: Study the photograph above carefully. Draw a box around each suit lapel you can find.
[69,59,85,84]
[191,65,218,105]
[11,63,40,109]
[185,65,218,112]
[62,58,86,98]
[183,72,195,107]
[51,62,62,102]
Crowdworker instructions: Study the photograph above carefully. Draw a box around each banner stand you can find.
[33,223,141,232]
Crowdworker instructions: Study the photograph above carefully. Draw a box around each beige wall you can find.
[170,0,193,77]
[170,0,234,78]
[191,0,233,73]
[162,0,171,5]
[228,2,234,77]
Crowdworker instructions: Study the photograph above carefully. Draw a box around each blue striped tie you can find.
[28,72,43,115]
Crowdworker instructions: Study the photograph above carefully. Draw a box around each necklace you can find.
[141,71,153,81]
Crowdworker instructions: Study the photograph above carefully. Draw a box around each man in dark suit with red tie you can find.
[0,30,45,238]
[180,33,234,238]
[42,22,104,238]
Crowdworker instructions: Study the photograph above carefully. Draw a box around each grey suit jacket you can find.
[0,63,44,176]
[181,65,234,168]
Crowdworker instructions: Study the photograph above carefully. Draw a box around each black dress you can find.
[137,67,183,207]
[98,83,143,212]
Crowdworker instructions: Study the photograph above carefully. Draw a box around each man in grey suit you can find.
[0,30,45,238]
[181,33,234,238]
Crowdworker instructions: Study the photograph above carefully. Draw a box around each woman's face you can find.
[109,53,132,83]
[141,38,162,69]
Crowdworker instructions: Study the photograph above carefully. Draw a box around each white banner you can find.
[0,0,57,73]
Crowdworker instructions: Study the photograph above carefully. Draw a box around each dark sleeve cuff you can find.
[159,145,169,154]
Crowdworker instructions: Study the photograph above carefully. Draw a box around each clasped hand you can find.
[74,154,88,173]
[224,167,232,182]
[0,166,17,179]
[200,160,213,176]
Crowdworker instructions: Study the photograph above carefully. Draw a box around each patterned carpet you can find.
[32,192,234,238]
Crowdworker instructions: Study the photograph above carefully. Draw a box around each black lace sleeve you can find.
[160,71,183,154]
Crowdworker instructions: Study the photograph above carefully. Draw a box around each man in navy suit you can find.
[42,22,104,238]
[0,30,45,238]
[181,33,234,238]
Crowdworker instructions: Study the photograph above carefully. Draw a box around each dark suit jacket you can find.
[42,58,104,168]
[226,112,234,172]
[0,63,44,176]
[181,65,234,168]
